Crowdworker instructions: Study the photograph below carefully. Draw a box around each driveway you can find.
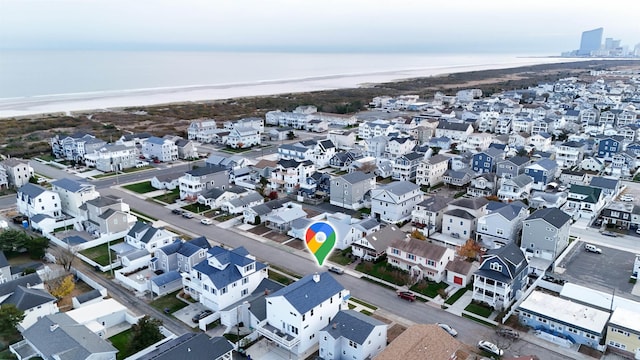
[173,302,209,328]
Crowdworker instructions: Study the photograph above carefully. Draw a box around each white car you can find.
[437,323,458,337]
[478,340,504,356]
[200,218,213,225]
[621,194,634,202]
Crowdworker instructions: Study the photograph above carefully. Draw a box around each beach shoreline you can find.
[0,56,581,119]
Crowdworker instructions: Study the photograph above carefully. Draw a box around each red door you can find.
[454,276,463,285]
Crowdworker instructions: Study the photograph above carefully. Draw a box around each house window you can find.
[407,254,416,260]
[391,248,400,255]
[490,262,502,272]
[221,287,227,294]
[427,259,436,267]
[496,229,504,235]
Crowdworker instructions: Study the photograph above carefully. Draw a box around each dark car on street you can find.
[496,326,519,339]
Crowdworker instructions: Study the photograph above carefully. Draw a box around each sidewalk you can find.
[444,290,473,316]
[519,330,595,360]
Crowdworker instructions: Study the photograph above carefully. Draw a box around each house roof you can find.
[248,278,285,321]
[158,237,211,257]
[444,208,475,220]
[51,178,92,193]
[589,176,619,190]
[570,185,602,203]
[445,258,475,275]
[340,171,375,184]
[23,313,117,360]
[0,251,8,268]
[436,121,471,131]
[510,174,534,187]
[501,156,530,166]
[526,158,556,171]
[227,192,263,208]
[187,165,226,177]
[85,195,121,208]
[375,324,469,360]
[362,226,405,252]
[74,289,103,304]
[417,195,449,212]
[193,247,267,289]
[151,271,182,287]
[391,237,449,260]
[476,242,526,282]
[321,310,385,345]
[147,136,167,145]
[525,208,571,228]
[378,181,420,197]
[609,307,640,333]
[491,203,526,221]
[18,183,47,198]
[2,286,56,310]
[267,272,345,314]
[0,273,42,296]
[449,197,489,210]
[136,333,234,360]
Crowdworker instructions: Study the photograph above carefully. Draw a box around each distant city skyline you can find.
[1,0,639,53]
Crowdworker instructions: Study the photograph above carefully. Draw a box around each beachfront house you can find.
[142,136,178,162]
[188,119,218,142]
[83,143,139,172]
[0,159,33,190]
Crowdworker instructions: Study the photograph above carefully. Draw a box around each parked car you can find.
[328,266,344,275]
[182,212,194,219]
[477,340,504,357]
[437,323,458,337]
[201,218,213,225]
[585,243,602,254]
[601,231,617,237]
[397,291,416,302]
[191,309,213,323]
[495,326,519,339]
[171,209,183,215]
[621,194,634,202]
[153,158,161,164]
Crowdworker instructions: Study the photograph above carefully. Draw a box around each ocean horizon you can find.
[0,50,573,118]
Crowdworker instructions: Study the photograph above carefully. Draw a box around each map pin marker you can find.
[305,221,337,266]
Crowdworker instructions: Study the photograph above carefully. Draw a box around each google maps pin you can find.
[305,221,337,266]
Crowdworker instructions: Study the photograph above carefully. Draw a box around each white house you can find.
[182,246,268,312]
[0,274,58,331]
[125,221,176,254]
[435,121,474,141]
[497,174,534,201]
[256,272,349,359]
[415,154,449,187]
[17,183,62,219]
[83,144,138,172]
[188,119,218,142]
[226,126,261,149]
[50,178,100,218]
[371,182,422,223]
[0,158,34,189]
[142,136,178,162]
[387,237,455,282]
[318,310,387,360]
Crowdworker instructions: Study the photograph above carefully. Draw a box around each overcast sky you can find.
[1,0,638,53]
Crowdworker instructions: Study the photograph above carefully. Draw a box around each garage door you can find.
[453,276,463,285]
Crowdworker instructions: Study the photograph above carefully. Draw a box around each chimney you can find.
[332,323,337,329]
[313,273,320,283]
[50,324,59,332]
[264,289,270,295]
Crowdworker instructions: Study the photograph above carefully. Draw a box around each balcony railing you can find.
[256,322,300,349]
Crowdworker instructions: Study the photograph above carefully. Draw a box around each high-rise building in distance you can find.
[578,27,603,55]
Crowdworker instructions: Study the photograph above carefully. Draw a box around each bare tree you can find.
[53,244,80,272]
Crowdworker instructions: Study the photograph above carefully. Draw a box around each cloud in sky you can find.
[1,0,638,53]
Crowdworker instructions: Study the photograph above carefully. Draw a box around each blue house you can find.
[625,142,640,156]
[524,158,557,191]
[596,135,623,160]
[472,242,528,310]
[472,148,504,174]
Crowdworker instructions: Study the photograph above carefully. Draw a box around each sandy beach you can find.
[0,57,578,118]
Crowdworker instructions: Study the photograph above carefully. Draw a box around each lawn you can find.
[360,309,373,316]
[358,208,371,215]
[349,297,378,310]
[149,290,189,313]
[109,329,132,360]
[465,302,493,318]
[410,280,448,299]
[356,260,410,286]
[268,269,295,285]
[329,248,353,266]
[153,188,180,204]
[79,240,123,266]
[216,213,240,222]
[130,209,158,221]
[445,287,468,305]
[222,147,252,154]
[462,313,495,328]
[123,181,156,194]
[182,203,206,214]
[269,265,301,279]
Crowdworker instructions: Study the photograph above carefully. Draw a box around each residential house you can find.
[224,117,264,133]
[529,190,568,210]
[242,199,290,225]
[496,156,530,179]
[508,132,531,150]
[306,119,329,132]
[595,135,623,160]
[466,173,497,197]
[266,108,313,128]
[50,132,106,161]
[269,159,316,194]
[49,178,99,218]
[188,119,218,142]
[125,221,175,254]
[318,310,387,360]
[601,202,634,230]
[385,137,416,159]
[264,203,307,232]
[476,202,529,249]
[392,152,422,181]
[83,144,138,172]
[473,243,529,310]
[327,129,357,150]
[183,246,268,312]
[442,168,474,187]
[370,182,422,223]
[329,150,362,170]
[278,140,337,168]
[0,158,34,189]
[471,148,504,174]
[555,140,586,169]
[411,195,449,235]
[524,159,558,191]
[0,273,58,331]
[197,186,248,210]
[445,259,479,287]
[269,127,294,141]
[387,237,455,282]
[142,136,178,162]
[415,154,449,187]
[497,174,534,201]
[435,121,474,141]
[172,138,198,160]
[564,185,605,220]
[311,112,357,127]
[376,324,472,360]
[179,165,229,201]
[352,225,402,261]
[357,120,396,140]
[528,132,552,151]
[17,183,61,219]
[10,313,118,360]
[442,209,476,240]
[518,291,608,350]
[225,192,265,214]
[256,272,349,358]
[79,195,136,236]
[589,176,621,197]
[512,115,533,134]
[226,126,261,149]
[330,171,375,210]
[520,208,571,274]
[151,237,211,275]
[461,132,492,152]
[150,173,180,190]
[580,108,599,125]
[581,157,605,172]
[495,116,512,134]
[606,307,640,359]
[116,132,151,147]
[0,166,7,189]
[137,334,234,360]
[290,213,380,251]
[559,169,586,185]
[206,155,254,171]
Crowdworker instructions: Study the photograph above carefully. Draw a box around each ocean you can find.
[0,50,568,117]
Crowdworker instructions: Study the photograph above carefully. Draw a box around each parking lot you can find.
[557,240,637,295]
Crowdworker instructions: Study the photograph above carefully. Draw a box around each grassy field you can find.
[410,280,448,298]
[79,240,123,266]
[123,181,156,194]
[355,261,410,286]
[153,188,180,204]
[109,329,132,360]
[465,302,493,318]
[182,203,206,213]
[329,248,352,266]
[149,290,189,313]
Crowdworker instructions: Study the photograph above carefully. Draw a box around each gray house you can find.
[589,176,621,197]
[496,156,531,179]
[151,236,211,274]
[520,208,571,274]
[330,171,376,210]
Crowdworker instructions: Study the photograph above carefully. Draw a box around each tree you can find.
[287,131,296,140]
[28,175,39,184]
[24,236,49,259]
[410,229,426,240]
[0,229,30,252]
[49,274,75,298]
[516,148,528,157]
[0,304,25,336]
[128,316,163,354]
[53,243,79,271]
[458,239,482,260]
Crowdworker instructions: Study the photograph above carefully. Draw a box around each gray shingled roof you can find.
[18,183,47,198]
[0,273,42,297]
[321,310,385,345]
[341,171,375,184]
[380,181,420,196]
[525,208,571,228]
[444,208,475,220]
[1,286,56,311]
[589,176,619,190]
[51,178,91,193]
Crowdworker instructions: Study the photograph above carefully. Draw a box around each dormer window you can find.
[490,262,502,272]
